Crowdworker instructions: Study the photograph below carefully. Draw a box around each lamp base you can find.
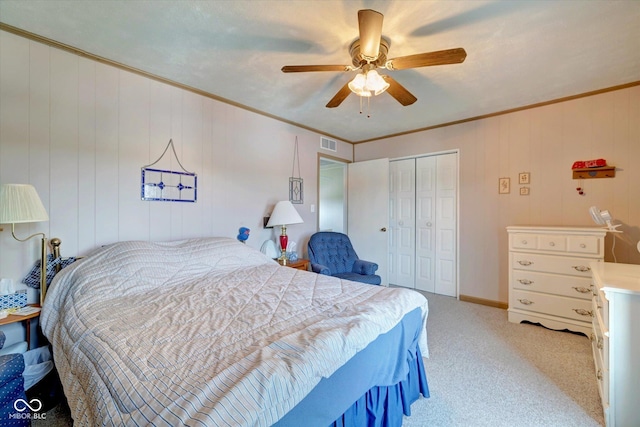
[278,251,288,266]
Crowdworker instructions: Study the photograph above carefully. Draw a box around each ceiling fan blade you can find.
[281,65,350,73]
[386,47,467,70]
[358,9,384,60]
[326,82,352,108]
[382,75,417,106]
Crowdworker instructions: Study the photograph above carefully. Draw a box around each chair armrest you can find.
[352,259,378,275]
[311,263,331,275]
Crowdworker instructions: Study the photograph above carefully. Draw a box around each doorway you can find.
[317,155,348,233]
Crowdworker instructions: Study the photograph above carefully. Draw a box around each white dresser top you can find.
[591,262,640,295]
[506,226,607,236]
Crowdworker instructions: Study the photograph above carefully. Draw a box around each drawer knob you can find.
[549,242,555,247]
[580,243,587,248]
[590,333,596,342]
[597,338,604,350]
[518,298,533,305]
[572,286,591,294]
[572,308,593,317]
[518,279,533,285]
[521,240,527,245]
[517,260,533,266]
[572,265,590,272]
[597,369,603,381]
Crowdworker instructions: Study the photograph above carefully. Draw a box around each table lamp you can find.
[0,184,49,306]
[266,200,303,265]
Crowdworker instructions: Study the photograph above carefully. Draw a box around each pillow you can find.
[22,255,78,289]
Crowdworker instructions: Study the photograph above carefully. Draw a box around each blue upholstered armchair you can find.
[307,232,381,285]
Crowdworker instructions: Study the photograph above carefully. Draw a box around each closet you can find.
[389,153,458,296]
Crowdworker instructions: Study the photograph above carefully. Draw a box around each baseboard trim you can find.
[459,294,508,309]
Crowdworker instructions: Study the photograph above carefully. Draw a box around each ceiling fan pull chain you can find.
[367,96,371,118]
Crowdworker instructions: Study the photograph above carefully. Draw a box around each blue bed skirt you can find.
[275,307,429,427]
[330,345,428,427]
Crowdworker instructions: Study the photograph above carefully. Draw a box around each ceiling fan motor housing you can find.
[349,38,390,68]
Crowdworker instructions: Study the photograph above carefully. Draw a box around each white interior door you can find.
[415,156,436,292]
[434,153,457,296]
[389,159,416,288]
[348,158,389,286]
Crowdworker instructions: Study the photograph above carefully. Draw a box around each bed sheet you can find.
[41,238,428,426]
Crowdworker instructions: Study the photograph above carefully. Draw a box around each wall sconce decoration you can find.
[141,139,197,202]
[499,178,510,194]
[289,136,303,204]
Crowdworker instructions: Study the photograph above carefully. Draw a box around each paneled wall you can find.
[0,30,352,314]
[356,86,640,304]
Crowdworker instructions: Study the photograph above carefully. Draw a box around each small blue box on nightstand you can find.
[0,290,28,310]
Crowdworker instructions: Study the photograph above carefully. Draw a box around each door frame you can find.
[390,149,460,298]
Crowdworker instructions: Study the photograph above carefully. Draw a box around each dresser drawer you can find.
[511,289,593,322]
[510,233,539,250]
[538,235,567,252]
[511,253,595,277]
[568,236,602,256]
[512,270,593,299]
[591,315,609,376]
[593,291,609,332]
[591,323,609,406]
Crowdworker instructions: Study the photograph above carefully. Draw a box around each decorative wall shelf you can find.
[572,166,615,179]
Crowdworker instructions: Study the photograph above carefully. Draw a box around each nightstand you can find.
[0,305,41,350]
[281,259,310,271]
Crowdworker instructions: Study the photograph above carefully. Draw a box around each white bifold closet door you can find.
[389,153,457,297]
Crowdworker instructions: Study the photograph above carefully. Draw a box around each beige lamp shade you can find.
[266,201,303,227]
[0,184,49,224]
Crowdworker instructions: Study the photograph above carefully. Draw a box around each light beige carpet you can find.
[403,292,604,427]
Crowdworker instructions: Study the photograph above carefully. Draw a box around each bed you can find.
[40,237,429,426]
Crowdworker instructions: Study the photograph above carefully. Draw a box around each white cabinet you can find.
[506,226,606,335]
[590,262,640,427]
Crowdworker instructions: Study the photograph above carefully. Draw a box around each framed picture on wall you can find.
[520,187,530,195]
[499,178,510,194]
[519,172,530,185]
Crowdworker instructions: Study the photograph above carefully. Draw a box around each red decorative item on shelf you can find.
[572,158,607,169]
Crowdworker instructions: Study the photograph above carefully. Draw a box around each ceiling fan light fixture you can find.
[348,69,389,97]
[365,69,390,95]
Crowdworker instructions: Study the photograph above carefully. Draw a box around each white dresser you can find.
[506,226,606,335]
[590,262,640,427]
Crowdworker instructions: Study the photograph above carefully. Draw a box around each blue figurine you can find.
[237,227,250,243]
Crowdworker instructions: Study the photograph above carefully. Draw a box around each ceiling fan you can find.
[281,9,467,108]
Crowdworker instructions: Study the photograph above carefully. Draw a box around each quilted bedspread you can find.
[41,237,428,426]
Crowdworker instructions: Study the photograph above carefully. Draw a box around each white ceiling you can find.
[1,0,639,143]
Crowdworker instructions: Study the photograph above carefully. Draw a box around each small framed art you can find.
[499,178,510,194]
[519,172,530,185]
[520,187,530,196]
